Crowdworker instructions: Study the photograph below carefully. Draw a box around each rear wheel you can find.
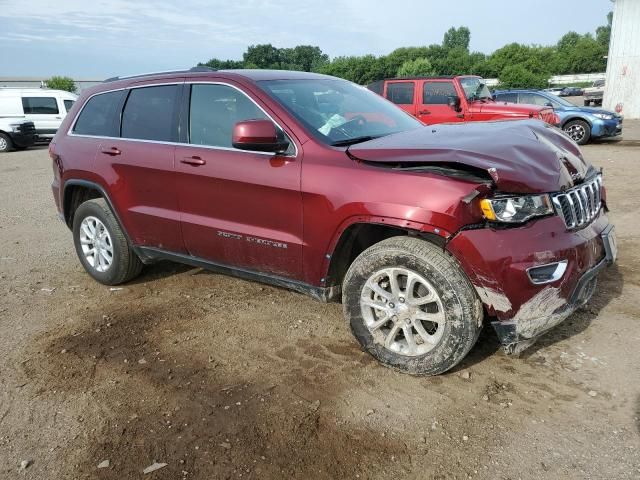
[72,198,143,285]
[0,133,12,152]
[342,236,482,376]
[563,119,591,145]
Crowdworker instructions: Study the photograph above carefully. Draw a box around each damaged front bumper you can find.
[447,212,616,354]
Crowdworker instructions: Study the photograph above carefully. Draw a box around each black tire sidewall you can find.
[343,243,480,375]
[72,200,127,285]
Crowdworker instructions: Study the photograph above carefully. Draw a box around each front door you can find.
[417,80,464,125]
[175,82,303,279]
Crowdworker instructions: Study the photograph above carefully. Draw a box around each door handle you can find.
[181,156,206,166]
[419,110,431,115]
[100,147,121,156]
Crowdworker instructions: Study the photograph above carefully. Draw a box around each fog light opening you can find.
[526,260,568,285]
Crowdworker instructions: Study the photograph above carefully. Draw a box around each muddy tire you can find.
[563,119,591,145]
[72,198,143,285]
[342,236,482,376]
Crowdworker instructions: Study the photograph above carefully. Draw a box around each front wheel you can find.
[563,119,591,145]
[72,198,143,285]
[342,236,482,376]
[0,133,13,152]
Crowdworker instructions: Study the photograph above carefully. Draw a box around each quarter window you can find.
[422,81,457,104]
[22,97,59,114]
[73,90,125,137]
[189,84,268,148]
[122,85,179,142]
[385,82,415,105]
[64,99,75,112]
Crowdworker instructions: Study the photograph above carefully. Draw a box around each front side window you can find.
[259,79,422,146]
[121,85,179,142]
[73,90,125,137]
[64,99,75,112]
[518,93,551,107]
[189,84,268,148]
[495,93,517,103]
[459,77,492,101]
[385,82,415,105]
[423,81,457,104]
[22,97,59,114]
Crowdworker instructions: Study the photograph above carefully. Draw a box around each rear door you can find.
[383,80,417,117]
[21,95,62,136]
[417,80,462,124]
[175,81,303,278]
[94,80,186,253]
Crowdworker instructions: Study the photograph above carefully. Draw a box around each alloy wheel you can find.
[79,216,114,272]
[565,124,586,143]
[360,267,445,356]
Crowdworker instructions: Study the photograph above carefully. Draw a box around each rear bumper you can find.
[447,212,615,351]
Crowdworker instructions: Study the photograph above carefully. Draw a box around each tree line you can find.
[200,13,611,89]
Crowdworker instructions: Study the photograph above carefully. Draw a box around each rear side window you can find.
[386,82,415,105]
[495,93,517,103]
[422,81,457,104]
[64,99,75,112]
[189,84,268,148]
[73,90,125,137]
[22,97,59,114]
[122,85,179,142]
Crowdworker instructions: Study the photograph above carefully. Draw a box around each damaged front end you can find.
[447,208,616,355]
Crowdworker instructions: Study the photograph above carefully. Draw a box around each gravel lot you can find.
[1,135,639,479]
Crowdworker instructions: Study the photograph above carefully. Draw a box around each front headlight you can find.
[592,113,614,120]
[479,194,553,223]
[9,123,22,132]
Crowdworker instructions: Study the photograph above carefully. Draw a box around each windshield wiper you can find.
[331,135,382,147]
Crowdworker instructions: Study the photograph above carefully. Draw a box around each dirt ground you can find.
[1,132,639,480]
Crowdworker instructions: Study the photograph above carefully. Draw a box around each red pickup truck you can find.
[369,75,559,126]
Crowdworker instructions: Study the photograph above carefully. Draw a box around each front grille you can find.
[551,175,602,229]
[18,122,36,134]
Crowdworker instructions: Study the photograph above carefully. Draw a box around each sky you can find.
[0,0,612,79]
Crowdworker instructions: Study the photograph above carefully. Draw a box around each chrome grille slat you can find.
[552,175,602,230]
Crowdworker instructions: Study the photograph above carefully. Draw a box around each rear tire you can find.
[72,198,143,285]
[0,133,13,152]
[563,119,591,145]
[342,236,482,376]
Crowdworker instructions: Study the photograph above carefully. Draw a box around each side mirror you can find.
[447,95,461,112]
[544,102,554,108]
[232,119,289,154]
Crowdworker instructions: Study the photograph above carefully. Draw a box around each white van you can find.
[0,88,78,140]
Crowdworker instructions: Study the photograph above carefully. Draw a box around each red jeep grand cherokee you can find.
[50,68,617,375]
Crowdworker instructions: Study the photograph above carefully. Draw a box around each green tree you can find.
[45,76,76,93]
[243,44,282,69]
[442,26,471,51]
[498,64,549,89]
[198,58,244,69]
[281,45,329,71]
[396,58,435,77]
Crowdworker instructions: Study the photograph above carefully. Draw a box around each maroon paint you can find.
[50,70,612,333]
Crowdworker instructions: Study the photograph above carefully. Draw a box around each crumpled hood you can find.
[348,120,591,193]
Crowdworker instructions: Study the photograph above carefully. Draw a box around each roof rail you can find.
[104,66,217,83]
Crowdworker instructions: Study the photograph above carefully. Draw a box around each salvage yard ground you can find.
[1,126,639,479]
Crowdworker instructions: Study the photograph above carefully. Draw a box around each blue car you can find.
[493,89,623,145]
